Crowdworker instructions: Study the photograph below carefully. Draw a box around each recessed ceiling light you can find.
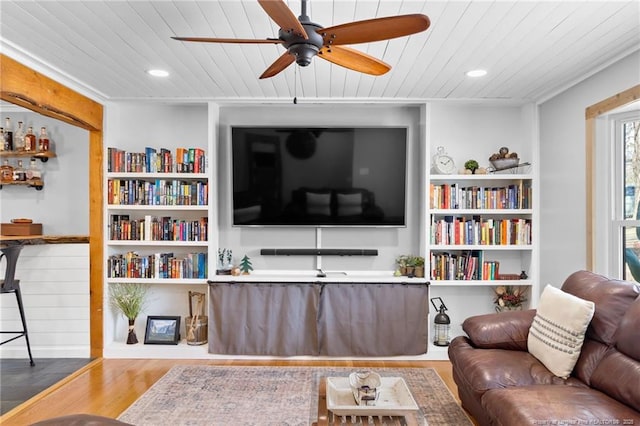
[147,69,170,77]
[466,69,487,77]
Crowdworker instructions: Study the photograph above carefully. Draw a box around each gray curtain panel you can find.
[318,283,429,356]
[209,282,321,355]
[209,282,429,356]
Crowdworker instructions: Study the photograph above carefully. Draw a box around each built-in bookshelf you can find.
[424,103,539,360]
[102,102,215,358]
[427,174,534,285]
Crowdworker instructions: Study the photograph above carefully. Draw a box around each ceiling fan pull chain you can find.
[293,65,298,104]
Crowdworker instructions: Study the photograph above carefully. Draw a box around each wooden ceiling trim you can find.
[0,55,103,131]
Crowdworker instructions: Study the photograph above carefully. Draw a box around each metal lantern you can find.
[430,297,451,346]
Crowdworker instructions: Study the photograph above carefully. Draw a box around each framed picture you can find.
[144,316,181,345]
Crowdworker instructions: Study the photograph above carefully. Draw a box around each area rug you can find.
[117,366,472,426]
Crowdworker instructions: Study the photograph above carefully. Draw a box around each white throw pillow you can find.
[527,284,595,379]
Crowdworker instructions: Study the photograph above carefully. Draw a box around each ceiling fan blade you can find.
[258,0,308,39]
[172,36,283,44]
[259,52,296,79]
[318,46,391,76]
[318,14,430,46]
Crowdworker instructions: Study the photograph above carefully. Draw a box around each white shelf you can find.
[107,204,208,211]
[431,209,532,215]
[430,174,532,181]
[429,244,532,250]
[429,279,532,287]
[106,278,208,285]
[107,240,208,247]
[107,172,208,179]
[104,340,211,359]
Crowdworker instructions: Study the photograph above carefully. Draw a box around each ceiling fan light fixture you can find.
[466,69,487,78]
[147,69,170,78]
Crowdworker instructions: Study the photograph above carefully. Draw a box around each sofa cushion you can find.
[462,309,535,351]
[589,297,640,412]
[560,270,640,345]
[481,385,640,426]
[528,284,595,379]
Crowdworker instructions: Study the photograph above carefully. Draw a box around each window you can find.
[613,111,640,281]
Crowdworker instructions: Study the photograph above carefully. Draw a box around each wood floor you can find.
[0,358,461,426]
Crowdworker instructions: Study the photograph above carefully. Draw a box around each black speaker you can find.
[260,248,378,256]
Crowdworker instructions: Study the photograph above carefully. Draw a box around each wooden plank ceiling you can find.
[0,0,638,103]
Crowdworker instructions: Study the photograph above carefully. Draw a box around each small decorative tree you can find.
[464,159,479,174]
[239,255,253,275]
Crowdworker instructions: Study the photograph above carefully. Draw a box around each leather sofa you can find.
[448,270,640,426]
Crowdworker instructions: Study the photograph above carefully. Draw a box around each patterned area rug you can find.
[117,366,473,426]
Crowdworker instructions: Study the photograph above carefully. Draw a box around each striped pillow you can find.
[527,284,595,379]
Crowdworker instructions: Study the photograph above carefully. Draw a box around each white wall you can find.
[0,109,89,235]
[539,50,640,287]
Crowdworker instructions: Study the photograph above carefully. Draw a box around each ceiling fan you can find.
[172,0,430,79]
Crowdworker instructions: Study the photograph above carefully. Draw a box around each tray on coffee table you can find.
[326,376,419,417]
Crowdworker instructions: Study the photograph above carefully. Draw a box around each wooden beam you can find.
[0,53,104,357]
[0,54,102,131]
[585,84,640,120]
[585,85,640,270]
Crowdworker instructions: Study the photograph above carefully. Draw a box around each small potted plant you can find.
[464,159,479,174]
[109,283,148,344]
[412,256,425,278]
[396,255,410,276]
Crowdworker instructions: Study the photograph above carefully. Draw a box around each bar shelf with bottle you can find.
[0,157,45,190]
[0,150,57,162]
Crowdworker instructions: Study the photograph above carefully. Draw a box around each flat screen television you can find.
[231,126,407,227]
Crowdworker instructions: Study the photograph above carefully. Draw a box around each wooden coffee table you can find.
[313,377,422,426]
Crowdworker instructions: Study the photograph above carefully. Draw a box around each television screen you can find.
[231,126,407,227]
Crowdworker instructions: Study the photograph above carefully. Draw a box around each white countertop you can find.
[207,270,429,284]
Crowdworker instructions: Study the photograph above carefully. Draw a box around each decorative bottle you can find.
[14,121,25,151]
[24,126,37,152]
[0,128,4,152]
[4,118,13,151]
[26,158,42,182]
[0,159,13,183]
[38,127,50,152]
[13,160,26,182]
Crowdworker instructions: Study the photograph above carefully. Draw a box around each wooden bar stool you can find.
[0,245,35,366]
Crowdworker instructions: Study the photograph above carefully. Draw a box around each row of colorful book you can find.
[430,182,532,210]
[110,215,208,242]
[107,179,208,206]
[107,147,206,174]
[107,251,207,279]
[431,215,532,246]
[430,251,503,280]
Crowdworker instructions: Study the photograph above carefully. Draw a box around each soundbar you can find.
[260,248,378,256]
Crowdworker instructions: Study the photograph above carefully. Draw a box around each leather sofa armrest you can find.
[462,309,536,351]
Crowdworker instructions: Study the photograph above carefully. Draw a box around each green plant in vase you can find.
[395,255,410,276]
[464,159,479,174]
[109,283,148,344]
[412,256,425,278]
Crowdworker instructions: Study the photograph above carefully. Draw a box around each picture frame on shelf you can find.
[144,316,181,345]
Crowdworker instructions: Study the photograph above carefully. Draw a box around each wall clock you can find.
[433,146,456,174]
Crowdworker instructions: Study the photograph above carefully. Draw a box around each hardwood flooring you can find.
[0,358,462,426]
